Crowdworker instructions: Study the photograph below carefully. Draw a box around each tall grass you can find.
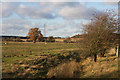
[47,61,81,78]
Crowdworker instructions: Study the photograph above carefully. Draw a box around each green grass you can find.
[2,42,79,78]
[2,42,78,63]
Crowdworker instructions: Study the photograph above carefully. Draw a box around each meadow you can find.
[2,42,79,78]
[2,42,118,78]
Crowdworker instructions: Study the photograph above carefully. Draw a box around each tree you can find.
[37,33,43,42]
[72,34,82,38]
[81,10,117,62]
[27,28,43,43]
[47,36,55,42]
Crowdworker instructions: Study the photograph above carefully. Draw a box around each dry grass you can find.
[81,55,118,78]
[55,39,65,42]
[2,42,118,78]
[47,61,81,78]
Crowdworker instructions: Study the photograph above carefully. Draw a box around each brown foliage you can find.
[27,28,43,43]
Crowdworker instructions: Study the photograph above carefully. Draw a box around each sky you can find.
[0,0,119,37]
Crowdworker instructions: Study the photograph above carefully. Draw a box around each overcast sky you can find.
[0,0,118,37]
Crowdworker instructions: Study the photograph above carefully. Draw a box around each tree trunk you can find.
[100,53,105,57]
[94,54,97,62]
[102,53,105,57]
[33,40,36,43]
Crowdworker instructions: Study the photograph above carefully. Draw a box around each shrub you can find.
[46,36,55,42]
[64,37,71,43]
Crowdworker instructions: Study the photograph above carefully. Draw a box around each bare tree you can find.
[81,10,117,62]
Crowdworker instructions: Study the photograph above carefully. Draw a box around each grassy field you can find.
[2,42,119,78]
[2,42,79,78]
[2,42,78,63]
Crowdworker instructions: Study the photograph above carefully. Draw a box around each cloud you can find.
[1,2,88,19]
[58,4,101,19]
[103,0,119,2]
[26,0,80,2]
[1,3,14,17]
[102,0,119,5]
[103,2,118,5]
[104,2,117,5]
[2,18,33,36]
[15,3,56,19]
[1,0,120,3]
[45,20,83,37]
[1,2,57,19]
[39,2,81,7]
[2,2,113,20]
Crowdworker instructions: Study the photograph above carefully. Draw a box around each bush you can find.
[46,36,55,42]
[64,37,71,43]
